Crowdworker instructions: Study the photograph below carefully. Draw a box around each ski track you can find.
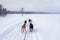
[1,14,60,40]
[0,21,23,40]
[0,14,40,40]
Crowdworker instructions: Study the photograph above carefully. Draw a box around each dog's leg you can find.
[30,29,32,32]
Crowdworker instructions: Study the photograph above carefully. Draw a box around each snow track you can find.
[0,20,41,40]
[1,14,60,40]
[0,14,43,40]
[0,23,41,40]
[0,20,24,40]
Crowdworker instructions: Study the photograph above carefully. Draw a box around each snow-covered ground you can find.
[0,14,60,40]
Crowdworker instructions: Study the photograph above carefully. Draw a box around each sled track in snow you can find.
[7,28,40,40]
[0,20,24,40]
[23,31,39,40]
[0,20,40,40]
[35,31,39,40]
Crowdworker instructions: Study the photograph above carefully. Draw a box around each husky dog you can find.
[29,19,33,32]
[21,20,27,33]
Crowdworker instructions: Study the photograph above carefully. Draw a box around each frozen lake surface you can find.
[0,14,60,40]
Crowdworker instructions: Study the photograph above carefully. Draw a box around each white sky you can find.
[0,0,60,12]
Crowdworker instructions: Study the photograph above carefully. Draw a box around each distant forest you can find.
[0,4,58,17]
[0,4,7,17]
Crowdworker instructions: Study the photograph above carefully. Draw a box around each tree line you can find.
[0,4,7,17]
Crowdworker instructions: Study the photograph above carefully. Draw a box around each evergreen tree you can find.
[0,4,3,16]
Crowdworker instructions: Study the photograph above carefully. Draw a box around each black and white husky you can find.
[28,19,33,32]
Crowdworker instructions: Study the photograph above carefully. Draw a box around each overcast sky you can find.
[0,0,60,12]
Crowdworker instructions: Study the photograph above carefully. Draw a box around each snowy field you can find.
[0,14,60,40]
